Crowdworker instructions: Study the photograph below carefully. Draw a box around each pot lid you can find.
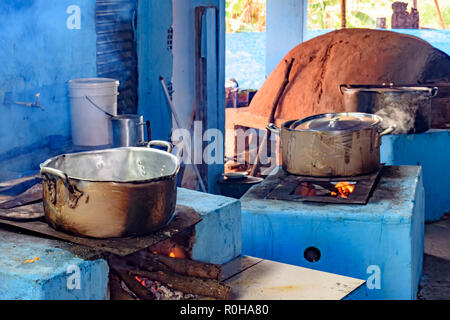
[291,113,381,131]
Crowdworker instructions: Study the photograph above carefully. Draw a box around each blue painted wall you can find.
[266,0,306,76]
[137,0,173,142]
[0,0,97,181]
[381,130,450,221]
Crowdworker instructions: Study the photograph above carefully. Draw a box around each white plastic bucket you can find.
[68,78,120,146]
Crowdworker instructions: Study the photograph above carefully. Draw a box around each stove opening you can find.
[147,226,195,260]
[291,181,358,199]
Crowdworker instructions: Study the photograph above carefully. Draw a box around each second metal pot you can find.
[268,112,395,177]
[112,115,150,147]
[340,84,438,134]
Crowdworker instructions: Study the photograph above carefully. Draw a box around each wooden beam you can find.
[433,0,446,30]
[341,0,347,29]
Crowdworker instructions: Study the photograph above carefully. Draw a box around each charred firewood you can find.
[126,252,222,281]
[109,273,136,300]
[108,256,156,300]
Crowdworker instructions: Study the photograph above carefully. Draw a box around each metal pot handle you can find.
[147,140,173,153]
[429,87,439,98]
[267,123,281,135]
[40,167,70,186]
[379,125,396,136]
[339,84,349,95]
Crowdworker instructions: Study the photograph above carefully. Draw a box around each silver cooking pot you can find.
[339,84,438,134]
[111,115,150,147]
[268,112,395,177]
[40,141,179,238]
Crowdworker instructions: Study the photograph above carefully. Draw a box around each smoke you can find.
[374,93,431,134]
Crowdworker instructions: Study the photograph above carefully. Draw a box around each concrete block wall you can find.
[177,188,242,265]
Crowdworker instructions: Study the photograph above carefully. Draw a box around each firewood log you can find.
[109,274,136,300]
[126,252,222,281]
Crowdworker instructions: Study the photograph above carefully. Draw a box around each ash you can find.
[121,279,197,301]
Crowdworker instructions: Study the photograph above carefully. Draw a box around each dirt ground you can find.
[418,215,450,300]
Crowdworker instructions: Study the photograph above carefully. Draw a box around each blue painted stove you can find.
[381,129,450,222]
[240,166,425,300]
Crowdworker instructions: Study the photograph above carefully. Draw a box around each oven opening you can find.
[290,181,358,199]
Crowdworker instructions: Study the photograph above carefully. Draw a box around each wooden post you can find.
[341,0,347,29]
[433,0,446,30]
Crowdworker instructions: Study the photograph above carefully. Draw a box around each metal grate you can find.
[265,166,384,205]
[95,0,138,115]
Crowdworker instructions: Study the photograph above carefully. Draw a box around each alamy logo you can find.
[67,265,81,290]
[366,265,381,290]
[66,5,81,30]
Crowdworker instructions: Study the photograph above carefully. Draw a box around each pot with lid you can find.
[268,112,395,177]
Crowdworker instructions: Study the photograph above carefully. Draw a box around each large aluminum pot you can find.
[340,84,438,134]
[40,141,179,238]
[268,113,395,177]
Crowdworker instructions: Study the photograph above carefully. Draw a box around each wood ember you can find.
[147,227,195,260]
[129,269,231,300]
[109,256,156,300]
[133,277,197,301]
[126,251,222,281]
[108,252,231,300]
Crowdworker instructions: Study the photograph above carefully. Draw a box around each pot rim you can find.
[283,112,383,133]
[40,147,180,184]
[340,84,437,94]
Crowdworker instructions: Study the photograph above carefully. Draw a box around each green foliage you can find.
[226,0,266,33]
[226,0,449,32]
[307,0,449,30]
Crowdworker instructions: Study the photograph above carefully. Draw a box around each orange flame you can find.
[169,247,186,259]
[134,276,146,286]
[332,182,355,199]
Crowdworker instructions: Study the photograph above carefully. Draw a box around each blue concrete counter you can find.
[241,166,425,300]
[177,188,242,265]
[0,229,108,300]
[0,187,241,300]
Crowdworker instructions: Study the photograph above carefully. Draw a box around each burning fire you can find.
[150,246,187,259]
[331,182,355,199]
[135,275,146,286]
[169,247,187,259]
